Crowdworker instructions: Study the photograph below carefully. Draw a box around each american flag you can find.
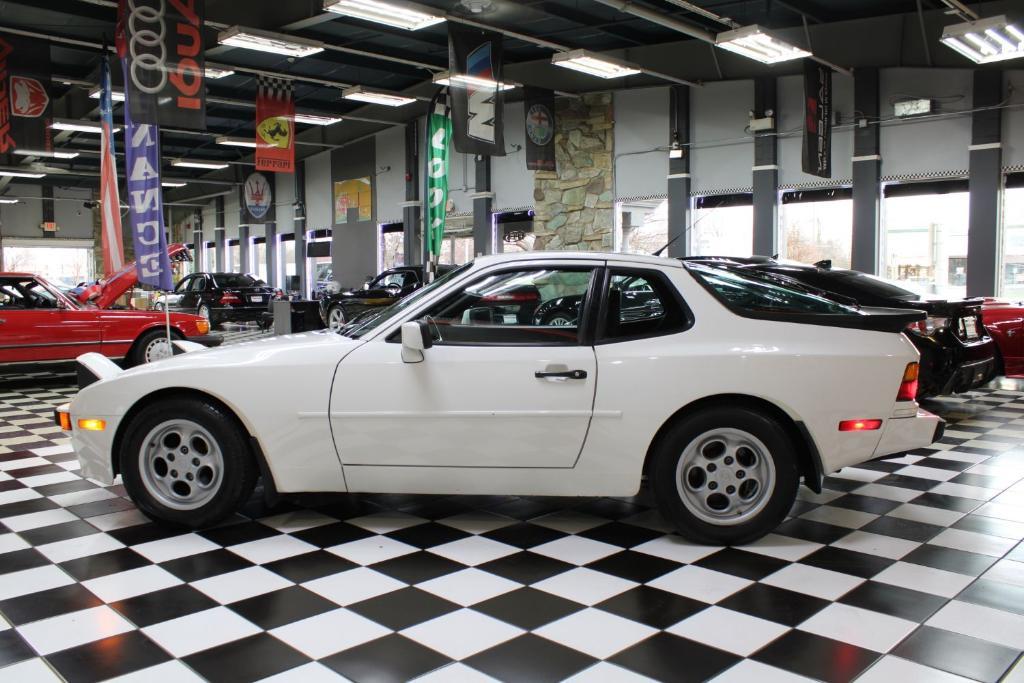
[99,56,124,276]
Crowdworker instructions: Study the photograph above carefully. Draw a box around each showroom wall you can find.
[0,186,96,240]
[614,86,669,199]
[375,126,405,225]
[330,137,378,287]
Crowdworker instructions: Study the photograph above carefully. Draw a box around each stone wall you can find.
[533,93,614,251]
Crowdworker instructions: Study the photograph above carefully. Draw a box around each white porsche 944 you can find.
[58,252,944,544]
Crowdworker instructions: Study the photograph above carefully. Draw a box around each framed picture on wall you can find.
[333,177,372,224]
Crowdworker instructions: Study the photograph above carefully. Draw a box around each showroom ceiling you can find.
[0,0,1017,196]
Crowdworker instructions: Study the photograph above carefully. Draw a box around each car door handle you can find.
[535,369,587,380]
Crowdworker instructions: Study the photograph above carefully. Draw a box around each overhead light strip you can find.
[88,86,125,102]
[432,71,516,91]
[51,119,120,134]
[172,159,230,170]
[294,113,343,125]
[323,0,444,31]
[341,85,416,106]
[218,26,324,57]
[941,15,1024,64]
[215,136,258,148]
[715,24,810,64]
[13,149,79,159]
[0,169,46,178]
[551,49,642,78]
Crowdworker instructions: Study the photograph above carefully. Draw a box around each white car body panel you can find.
[66,251,941,501]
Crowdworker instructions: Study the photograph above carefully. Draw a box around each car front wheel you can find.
[327,305,346,332]
[120,398,257,528]
[128,329,176,367]
[650,407,798,545]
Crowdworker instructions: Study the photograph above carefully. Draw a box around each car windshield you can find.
[686,263,861,315]
[212,274,258,288]
[344,263,472,339]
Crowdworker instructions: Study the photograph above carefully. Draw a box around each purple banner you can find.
[122,63,172,290]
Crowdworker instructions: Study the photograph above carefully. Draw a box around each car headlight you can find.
[196,320,210,335]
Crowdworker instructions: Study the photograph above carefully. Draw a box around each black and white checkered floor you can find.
[1,375,1023,682]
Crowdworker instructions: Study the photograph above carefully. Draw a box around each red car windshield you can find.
[1,276,79,310]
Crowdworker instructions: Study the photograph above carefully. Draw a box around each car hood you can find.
[82,243,191,309]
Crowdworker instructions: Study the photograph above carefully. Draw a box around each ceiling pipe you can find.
[660,0,739,28]
[938,0,979,22]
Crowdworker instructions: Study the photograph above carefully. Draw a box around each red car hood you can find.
[79,243,191,309]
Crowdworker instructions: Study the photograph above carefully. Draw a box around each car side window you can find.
[415,267,595,345]
[0,280,27,309]
[190,277,207,292]
[599,269,690,342]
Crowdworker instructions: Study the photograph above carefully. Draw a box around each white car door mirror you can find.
[401,321,432,363]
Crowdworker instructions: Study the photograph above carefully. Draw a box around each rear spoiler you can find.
[726,306,927,333]
[919,298,985,317]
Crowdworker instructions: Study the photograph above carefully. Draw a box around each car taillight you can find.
[906,317,949,334]
[220,292,241,305]
[897,362,919,401]
[838,419,883,431]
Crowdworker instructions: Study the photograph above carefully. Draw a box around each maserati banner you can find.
[425,91,451,260]
[0,32,53,164]
[240,171,276,225]
[524,87,555,172]
[448,24,504,157]
[118,0,206,130]
[255,75,294,173]
[123,114,172,290]
[802,59,832,178]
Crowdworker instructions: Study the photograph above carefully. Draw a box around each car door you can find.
[0,277,101,362]
[330,263,600,468]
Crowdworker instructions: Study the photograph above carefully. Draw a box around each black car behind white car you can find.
[156,273,276,330]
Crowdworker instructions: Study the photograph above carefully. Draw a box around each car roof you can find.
[0,272,36,278]
[474,251,683,268]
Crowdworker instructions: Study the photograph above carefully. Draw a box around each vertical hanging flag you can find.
[255,76,295,173]
[99,57,125,276]
[0,32,53,165]
[448,24,505,157]
[240,172,275,225]
[523,87,556,172]
[802,60,832,178]
[424,91,451,260]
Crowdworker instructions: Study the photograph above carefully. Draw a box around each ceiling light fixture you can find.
[161,181,188,188]
[216,136,259,148]
[715,24,811,64]
[88,86,125,102]
[205,66,236,79]
[293,113,343,125]
[551,49,642,78]
[341,85,416,106]
[323,0,445,31]
[432,71,516,91]
[0,198,19,204]
[0,169,46,178]
[50,119,120,134]
[13,149,79,159]
[172,159,230,170]
[218,26,325,57]
[941,15,1024,64]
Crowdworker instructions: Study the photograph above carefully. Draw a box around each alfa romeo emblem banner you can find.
[524,87,555,172]
[0,32,53,164]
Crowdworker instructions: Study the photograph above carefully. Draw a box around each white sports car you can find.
[57,252,944,544]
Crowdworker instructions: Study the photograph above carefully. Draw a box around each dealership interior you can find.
[2,0,1024,682]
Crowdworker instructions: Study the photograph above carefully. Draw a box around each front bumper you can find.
[872,408,945,458]
[186,334,223,348]
[54,403,119,485]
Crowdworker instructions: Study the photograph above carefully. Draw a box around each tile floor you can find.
[0,366,1023,682]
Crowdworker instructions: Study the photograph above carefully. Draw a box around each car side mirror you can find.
[401,321,432,363]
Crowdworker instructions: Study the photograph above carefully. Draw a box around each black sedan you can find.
[687,257,996,398]
[158,272,276,330]
[320,265,457,331]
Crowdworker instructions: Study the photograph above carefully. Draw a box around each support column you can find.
[266,222,277,288]
[214,195,225,271]
[294,163,307,296]
[667,85,691,257]
[402,121,422,265]
[239,225,250,274]
[851,68,882,274]
[752,77,778,256]
[192,210,203,270]
[473,155,494,255]
[966,69,1003,298]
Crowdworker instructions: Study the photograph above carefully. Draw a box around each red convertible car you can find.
[0,268,220,369]
[982,299,1024,377]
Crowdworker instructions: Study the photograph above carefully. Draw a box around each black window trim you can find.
[594,267,694,345]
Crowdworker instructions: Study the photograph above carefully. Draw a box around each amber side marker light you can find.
[838,419,883,432]
[57,411,72,431]
[78,418,106,431]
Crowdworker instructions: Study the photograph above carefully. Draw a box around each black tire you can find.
[120,398,258,528]
[650,406,799,545]
[127,329,177,367]
[197,303,220,330]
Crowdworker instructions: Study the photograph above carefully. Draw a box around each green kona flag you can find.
[425,91,451,260]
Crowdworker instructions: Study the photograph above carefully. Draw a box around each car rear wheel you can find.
[121,398,257,528]
[197,303,219,330]
[128,329,176,367]
[542,309,576,327]
[650,407,798,545]
[327,305,346,332]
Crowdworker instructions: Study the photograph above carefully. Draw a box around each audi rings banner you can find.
[448,24,505,157]
[0,32,53,165]
[118,0,206,130]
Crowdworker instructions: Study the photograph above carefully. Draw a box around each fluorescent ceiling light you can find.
[172,159,230,170]
[432,71,516,91]
[88,86,125,102]
[13,148,79,159]
[216,136,258,148]
[941,15,1024,64]
[0,198,19,204]
[162,181,187,188]
[205,66,236,79]
[294,112,343,125]
[323,0,445,31]
[0,169,46,178]
[218,26,324,57]
[342,85,416,106]
[551,49,642,78]
[715,24,811,64]
[50,119,120,134]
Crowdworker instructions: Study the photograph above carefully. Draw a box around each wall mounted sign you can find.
[524,87,555,172]
[240,171,275,224]
[333,177,372,224]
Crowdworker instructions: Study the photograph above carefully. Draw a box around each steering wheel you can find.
[384,283,402,296]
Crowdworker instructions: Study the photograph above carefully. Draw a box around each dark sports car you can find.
[158,272,277,330]
[320,265,457,331]
[686,257,996,399]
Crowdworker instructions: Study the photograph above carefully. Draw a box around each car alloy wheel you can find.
[198,304,211,321]
[142,335,173,363]
[328,306,346,332]
[675,427,776,526]
[138,419,225,511]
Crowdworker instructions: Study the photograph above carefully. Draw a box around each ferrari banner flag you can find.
[424,91,451,260]
[802,59,832,178]
[255,75,295,174]
[448,24,505,157]
[123,109,172,290]
[0,32,53,165]
[240,171,275,225]
[118,0,206,130]
[524,87,555,172]
[99,57,126,276]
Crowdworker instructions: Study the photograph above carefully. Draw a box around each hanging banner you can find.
[119,0,206,130]
[240,171,275,225]
[99,57,126,276]
[123,118,172,290]
[524,87,555,172]
[448,24,504,157]
[0,32,53,164]
[802,60,832,179]
[255,75,295,173]
[424,91,451,259]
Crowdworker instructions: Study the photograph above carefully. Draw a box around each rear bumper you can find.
[872,408,945,458]
[211,307,268,322]
[939,357,995,395]
[186,334,223,348]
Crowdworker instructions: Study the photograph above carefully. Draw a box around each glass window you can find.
[380,229,404,271]
[0,277,60,309]
[691,197,753,257]
[780,193,852,268]
[348,263,472,338]
[228,243,240,272]
[417,268,594,345]
[373,271,415,290]
[1,246,93,288]
[882,185,968,299]
[204,243,216,272]
[1001,184,1024,299]
[687,263,858,315]
[502,233,534,254]
[616,199,668,254]
[600,270,688,341]
[253,240,267,283]
[212,274,258,288]
[189,276,207,292]
[281,237,296,291]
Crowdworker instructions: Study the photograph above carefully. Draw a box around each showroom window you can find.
[615,199,667,254]
[498,210,535,254]
[780,188,852,268]
[253,236,267,282]
[1001,173,1024,299]
[227,239,240,273]
[204,241,215,272]
[882,179,969,299]
[1,243,93,288]
[379,223,405,272]
[437,215,474,265]
[280,234,297,292]
[307,229,332,296]
[690,194,753,257]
